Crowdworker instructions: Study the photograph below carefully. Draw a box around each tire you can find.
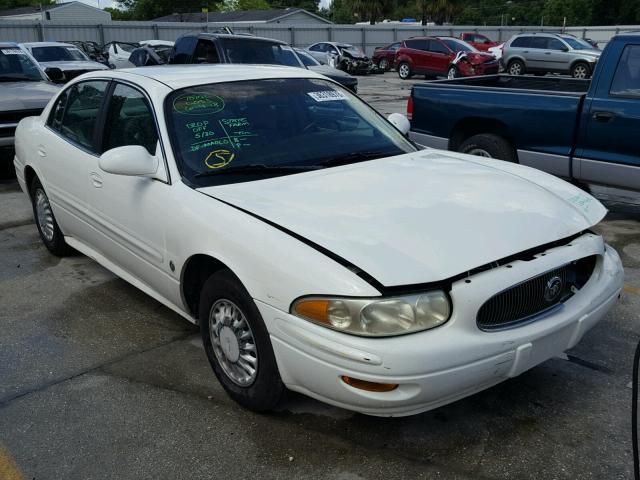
[507,59,525,76]
[571,62,590,79]
[447,66,458,79]
[29,177,73,256]
[398,62,412,79]
[458,133,517,162]
[199,270,285,412]
[379,58,389,71]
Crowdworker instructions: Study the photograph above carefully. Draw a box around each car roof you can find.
[185,33,286,45]
[79,64,325,90]
[0,42,19,48]
[22,41,76,48]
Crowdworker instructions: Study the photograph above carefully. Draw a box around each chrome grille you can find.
[476,256,596,331]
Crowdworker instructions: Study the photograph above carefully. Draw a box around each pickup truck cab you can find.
[459,33,499,52]
[408,33,640,191]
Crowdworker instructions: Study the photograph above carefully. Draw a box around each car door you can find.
[544,37,571,73]
[40,79,110,242]
[575,43,640,189]
[83,81,172,294]
[403,39,429,72]
[427,39,452,75]
[526,36,549,70]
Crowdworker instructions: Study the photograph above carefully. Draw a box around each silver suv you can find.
[502,33,601,79]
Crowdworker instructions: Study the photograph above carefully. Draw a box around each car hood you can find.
[465,52,497,65]
[0,80,60,110]
[577,50,601,58]
[308,65,357,83]
[38,61,109,70]
[198,150,606,287]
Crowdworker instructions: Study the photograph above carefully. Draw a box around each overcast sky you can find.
[77,0,332,11]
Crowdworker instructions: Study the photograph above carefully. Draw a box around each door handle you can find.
[37,145,47,157]
[593,111,615,123]
[89,172,103,188]
[544,52,552,55]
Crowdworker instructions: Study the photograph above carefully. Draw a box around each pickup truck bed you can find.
[409,34,640,191]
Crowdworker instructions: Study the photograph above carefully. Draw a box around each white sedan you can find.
[14,65,623,416]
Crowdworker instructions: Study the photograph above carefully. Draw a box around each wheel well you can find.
[449,118,512,151]
[506,56,525,67]
[24,166,36,191]
[570,59,590,70]
[181,254,233,320]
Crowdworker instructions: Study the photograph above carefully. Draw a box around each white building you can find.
[0,2,111,22]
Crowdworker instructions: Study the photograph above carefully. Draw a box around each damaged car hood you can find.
[198,150,606,287]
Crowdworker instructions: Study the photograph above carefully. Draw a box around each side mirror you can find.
[387,113,410,136]
[99,145,158,177]
[45,67,64,83]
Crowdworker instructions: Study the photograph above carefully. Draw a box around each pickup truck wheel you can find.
[447,66,458,79]
[507,59,525,76]
[571,62,590,79]
[459,134,517,162]
[199,270,285,412]
[379,58,389,71]
[29,177,73,256]
[398,62,412,79]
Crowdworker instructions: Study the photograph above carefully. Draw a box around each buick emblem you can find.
[544,276,563,302]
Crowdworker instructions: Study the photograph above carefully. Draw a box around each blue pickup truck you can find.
[408,33,640,191]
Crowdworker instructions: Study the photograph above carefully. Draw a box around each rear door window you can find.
[405,39,429,51]
[610,44,640,98]
[529,37,548,49]
[428,40,450,54]
[510,37,531,48]
[48,80,109,151]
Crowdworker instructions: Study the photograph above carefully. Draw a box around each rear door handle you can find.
[89,172,103,188]
[37,145,47,157]
[593,111,615,123]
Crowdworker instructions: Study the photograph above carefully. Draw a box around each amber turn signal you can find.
[341,376,398,392]
[293,299,330,324]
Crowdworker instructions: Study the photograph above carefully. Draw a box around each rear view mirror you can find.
[387,113,410,136]
[45,67,64,83]
[99,145,158,177]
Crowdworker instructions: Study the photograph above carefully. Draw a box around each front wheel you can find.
[507,59,525,76]
[447,66,458,79]
[571,62,590,79]
[379,58,389,71]
[30,177,73,256]
[458,133,517,162]
[398,62,412,79]
[200,270,285,411]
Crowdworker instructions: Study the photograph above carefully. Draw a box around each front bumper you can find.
[257,233,623,416]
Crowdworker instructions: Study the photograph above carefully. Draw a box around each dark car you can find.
[372,42,401,71]
[294,48,358,93]
[395,36,499,80]
[459,33,499,52]
[406,33,640,191]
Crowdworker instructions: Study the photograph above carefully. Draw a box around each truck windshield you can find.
[165,78,416,186]
[0,47,44,81]
[219,39,303,67]
[31,46,88,62]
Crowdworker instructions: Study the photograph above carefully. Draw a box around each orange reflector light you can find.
[294,300,330,324]
[341,376,398,392]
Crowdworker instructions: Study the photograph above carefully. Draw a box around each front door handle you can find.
[37,145,47,157]
[593,111,615,123]
[89,172,103,188]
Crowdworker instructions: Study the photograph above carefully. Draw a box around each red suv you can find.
[395,36,499,80]
[459,33,499,52]
[372,42,401,71]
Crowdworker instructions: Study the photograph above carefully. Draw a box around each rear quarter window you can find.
[510,37,531,48]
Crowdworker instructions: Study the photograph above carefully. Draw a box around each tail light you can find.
[407,95,413,121]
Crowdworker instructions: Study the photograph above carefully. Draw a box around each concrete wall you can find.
[0,21,634,54]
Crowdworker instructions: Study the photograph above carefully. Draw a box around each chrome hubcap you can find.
[574,66,587,78]
[509,63,522,75]
[400,65,409,77]
[209,299,258,387]
[467,148,492,158]
[35,189,55,242]
[447,68,456,79]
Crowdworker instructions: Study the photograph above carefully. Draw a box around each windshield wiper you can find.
[316,150,394,168]
[195,163,320,178]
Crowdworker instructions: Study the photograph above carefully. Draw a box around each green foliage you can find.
[115,0,223,20]
[0,0,53,10]
[222,0,271,11]
[266,0,320,12]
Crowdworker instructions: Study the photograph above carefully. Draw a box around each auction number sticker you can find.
[307,90,348,102]
[1,49,25,55]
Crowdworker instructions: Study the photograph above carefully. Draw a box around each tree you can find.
[0,0,53,10]
[543,0,593,26]
[222,0,271,11]
[116,0,223,20]
[266,0,320,12]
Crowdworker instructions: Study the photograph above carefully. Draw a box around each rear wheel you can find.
[507,59,525,76]
[571,62,590,79]
[379,58,389,71]
[398,62,412,79]
[199,270,285,412]
[29,177,73,256]
[458,133,517,162]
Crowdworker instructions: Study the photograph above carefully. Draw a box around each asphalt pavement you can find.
[1,73,639,480]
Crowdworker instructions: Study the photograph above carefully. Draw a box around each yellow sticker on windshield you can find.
[204,149,235,169]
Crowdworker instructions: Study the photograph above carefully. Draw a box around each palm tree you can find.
[351,0,394,24]
[417,0,459,25]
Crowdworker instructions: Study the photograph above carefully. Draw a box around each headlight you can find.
[291,291,451,337]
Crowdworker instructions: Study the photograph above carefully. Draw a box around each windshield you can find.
[562,36,595,50]
[166,78,415,186]
[296,49,320,67]
[0,47,44,81]
[440,38,477,53]
[31,45,88,62]
[219,39,303,67]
